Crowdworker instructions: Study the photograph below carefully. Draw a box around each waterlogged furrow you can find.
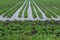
[30,1,37,18]
[10,1,26,20]
[0,2,24,21]
[32,5,40,19]
[48,7,59,18]
[45,0,60,16]
[32,1,42,18]
[35,0,60,17]
[36,0,58,18]
[35,0,60,20]
[33,3,43,18]
[2,2,23,17]
[42,1,60,17]
[45,0,60,12]
[33,1,48,19]
[21,2,28,18]
[46,2,60,16]
[37,1,55,18]
[18,2,26,17]
[27,0,33,19]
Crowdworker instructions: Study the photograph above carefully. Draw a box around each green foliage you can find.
[0,21,60,40]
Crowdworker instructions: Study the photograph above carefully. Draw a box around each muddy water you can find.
[33,1,48,20]
[21,3,27,18]
[9,1,26,20]
[27,0,33,19]
[32,5,41,19]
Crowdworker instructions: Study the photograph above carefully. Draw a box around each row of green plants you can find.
[24,0,29,18]
[39,1,57,18]
[46,0,60,8]
[3,0,24,17]
[40,0,60,16]
[32,1,43,18]
[30,1,37,18]
[18,0,28,18]
[0,0,22,15]
[34,0,59,18]
[34,0,52,18]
